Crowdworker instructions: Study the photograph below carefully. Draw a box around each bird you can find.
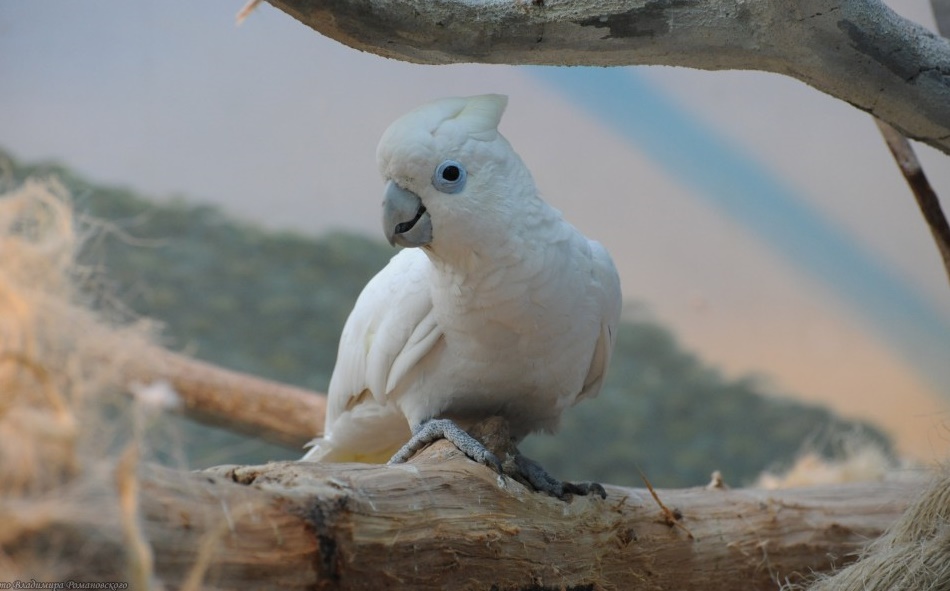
[302,94,622,499]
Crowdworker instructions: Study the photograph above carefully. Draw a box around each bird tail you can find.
[301,437,400,464]
[300,401,411,463]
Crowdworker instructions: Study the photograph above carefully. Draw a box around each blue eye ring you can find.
[432,160,467,194]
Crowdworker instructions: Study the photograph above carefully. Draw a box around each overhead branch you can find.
[265,0,950,156]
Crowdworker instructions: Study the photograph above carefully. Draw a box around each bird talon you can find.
[562,481,608,500]
[511,453,607,500]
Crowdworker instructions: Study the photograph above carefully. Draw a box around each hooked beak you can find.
[383,181,432,247]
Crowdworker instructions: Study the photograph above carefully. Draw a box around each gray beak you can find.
[382,181,432,248]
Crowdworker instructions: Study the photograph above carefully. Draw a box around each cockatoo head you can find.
[377,94,532,256]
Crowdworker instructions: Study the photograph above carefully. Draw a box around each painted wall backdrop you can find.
[2,0,948,460]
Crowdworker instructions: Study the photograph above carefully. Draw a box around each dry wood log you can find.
[107,348,922,589]
[111,419,919,590]
[123,345,326,448]
[133,437,918,590]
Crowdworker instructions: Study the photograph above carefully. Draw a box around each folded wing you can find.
[303,249,442,462]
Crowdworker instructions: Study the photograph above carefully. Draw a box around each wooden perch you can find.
[102,347,931,588]
[25,342,923,589]
[123,345,326,448]
[106,348,926,588]
[133,437,918,590]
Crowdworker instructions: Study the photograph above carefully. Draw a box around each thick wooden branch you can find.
[123,345,325,448]
[266,0,950,155]
[131,441,919,590]
[105,349,927,587]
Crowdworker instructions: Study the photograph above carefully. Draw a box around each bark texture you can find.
[265,0,950,155]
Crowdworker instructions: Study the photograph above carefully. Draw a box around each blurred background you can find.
[2,0,948,486]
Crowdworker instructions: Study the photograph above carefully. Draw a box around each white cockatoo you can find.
[303,94,622,498]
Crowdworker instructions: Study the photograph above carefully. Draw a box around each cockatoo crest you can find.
[455,94,508,141]
[377,94,507,177]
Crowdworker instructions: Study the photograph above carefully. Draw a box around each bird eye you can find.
[432,160,467,194]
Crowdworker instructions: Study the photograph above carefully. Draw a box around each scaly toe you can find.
[388,418,502,473]
[512,453,606,501]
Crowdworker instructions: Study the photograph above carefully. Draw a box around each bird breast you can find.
[411,227,602,434]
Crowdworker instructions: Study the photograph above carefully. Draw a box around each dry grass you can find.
[787,467,950,591]
[0,181,157,585]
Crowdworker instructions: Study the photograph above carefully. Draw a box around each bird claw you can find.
[509,453,607,501]
[388,418,604,501]
[387,418,503,474]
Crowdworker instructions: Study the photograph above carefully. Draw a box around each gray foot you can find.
[512,453,607,501]
[387,418,503,473]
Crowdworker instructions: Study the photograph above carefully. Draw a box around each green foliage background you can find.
[2,149,892,487]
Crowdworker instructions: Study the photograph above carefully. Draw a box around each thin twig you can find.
[637,466,695,540]
[236,0,264,25]
[875,118,950,289]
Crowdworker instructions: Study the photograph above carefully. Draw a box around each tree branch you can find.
[123,345,326,448]
[875,119,950,287]
[265,0,950,155]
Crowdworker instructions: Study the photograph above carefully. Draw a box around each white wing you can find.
[576,239,622,404]
[303,248,442,462]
